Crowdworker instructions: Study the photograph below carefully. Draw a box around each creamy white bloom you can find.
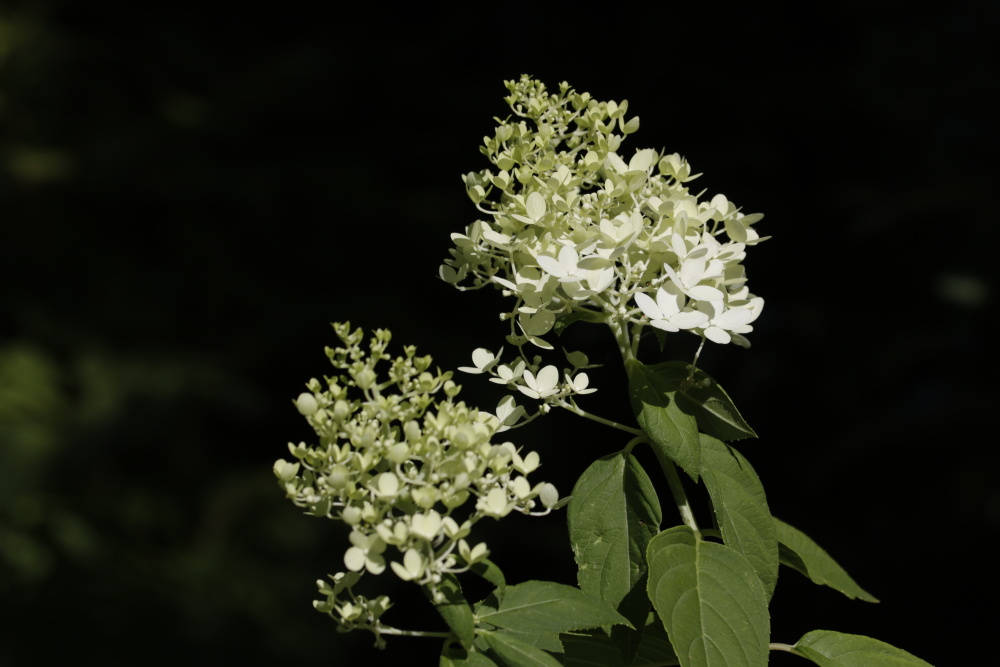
[634,285,709,332]
[518,365,560,399]
[459,347,502,374]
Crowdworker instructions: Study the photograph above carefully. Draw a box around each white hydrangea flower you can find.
[390,549,427,581]
[565,371,597,395]
[344,531,386,575]
[696,296,765,345]
[634,285,708,332]
[518,365,560,399]
[493,395,526,431]
[459,348,502,374]
[441,75,766,365]
[409,510,443,542]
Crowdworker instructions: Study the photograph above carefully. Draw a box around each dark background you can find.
[1,1,996,665]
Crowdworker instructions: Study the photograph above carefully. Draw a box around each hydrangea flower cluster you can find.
[274,323,558,635]
[441,75,767,369]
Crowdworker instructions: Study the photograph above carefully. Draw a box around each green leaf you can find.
[675,365,757,441]
[554,309,605,335]
[699,435,778,599]
[497,628,563,653]
[432,574,476,649]
[560,612,682,667]
[792,630,934,666]
[441,647,501,667]
[477,580,632,635]
[646,526,769,667]
[632,613,680,666]
[561,631,627,667]
[568,451,662,662]
[627,359,701,481]
[481,630,564,667]
[470,558,507,596]
[774,519,878,602]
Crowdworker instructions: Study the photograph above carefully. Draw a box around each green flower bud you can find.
[325,465,351,489]
[295,392,319,415]
[353,368,376,390]
[538,482,559,509]
[273,459,300,482]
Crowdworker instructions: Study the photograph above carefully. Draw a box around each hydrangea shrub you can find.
[276,76,933,667]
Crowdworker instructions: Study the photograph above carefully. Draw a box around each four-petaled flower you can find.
[518,365,560,399]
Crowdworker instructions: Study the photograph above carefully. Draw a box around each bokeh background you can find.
[2,1,996,665]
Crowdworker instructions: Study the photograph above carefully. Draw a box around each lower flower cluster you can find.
[274,323,558,626]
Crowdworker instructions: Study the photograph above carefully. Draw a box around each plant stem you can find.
[606,315,635,364]
[556,399,644,436]
[377,626,453,639]
[653,448,699,534]
[769,643,806,657]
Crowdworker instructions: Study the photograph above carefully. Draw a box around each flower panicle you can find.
[275,323,559,620]
[441,75,768,366]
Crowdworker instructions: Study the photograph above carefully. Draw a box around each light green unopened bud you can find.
[326,465,351,489]
[353,368,377,390]
[341,506,362,525]
[273,459,300,482]
[538,482,559,508]
[295,392,319,416]
[332,399,351,420]
[386,443,409,464]
[411,486,439,509]
[510,476,531,499]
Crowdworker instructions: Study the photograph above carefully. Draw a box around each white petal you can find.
[536,254,567,278]
[535,365,559,392]
[557,245,579,269]
[585,267,615,292]
[515,450,540,474]
[650,319,680,332]
[482,228,512,246]
[634,291,662,319]
[687,285,724,302]
[471,348,497,370]
[679,257,707,287]
[510,476,531,499]
[654,287,683,316]
[410,511,442,541]
[525,191,547,221]
[704,326,732,344]
[670,310,710,329]
[714,307,755,329]
[344,547,366,572]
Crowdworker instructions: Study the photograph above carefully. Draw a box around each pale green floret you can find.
[409,510,443,542]
[273,459,300,482]
[538,482,560,509]
[390,549,428,581]
[295,392,319,415]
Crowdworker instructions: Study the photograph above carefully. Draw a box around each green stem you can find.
[652,447,699,534]
[769,643,807,658]
[377,626,453,639]
[606,315,635,364]
[629,321,643,358]
[555,399,644,436]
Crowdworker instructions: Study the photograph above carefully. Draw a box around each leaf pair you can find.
[625,359,905,666]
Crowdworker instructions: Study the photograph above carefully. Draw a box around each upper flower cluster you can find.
[274,323,557,629]
[441,75,767,352]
